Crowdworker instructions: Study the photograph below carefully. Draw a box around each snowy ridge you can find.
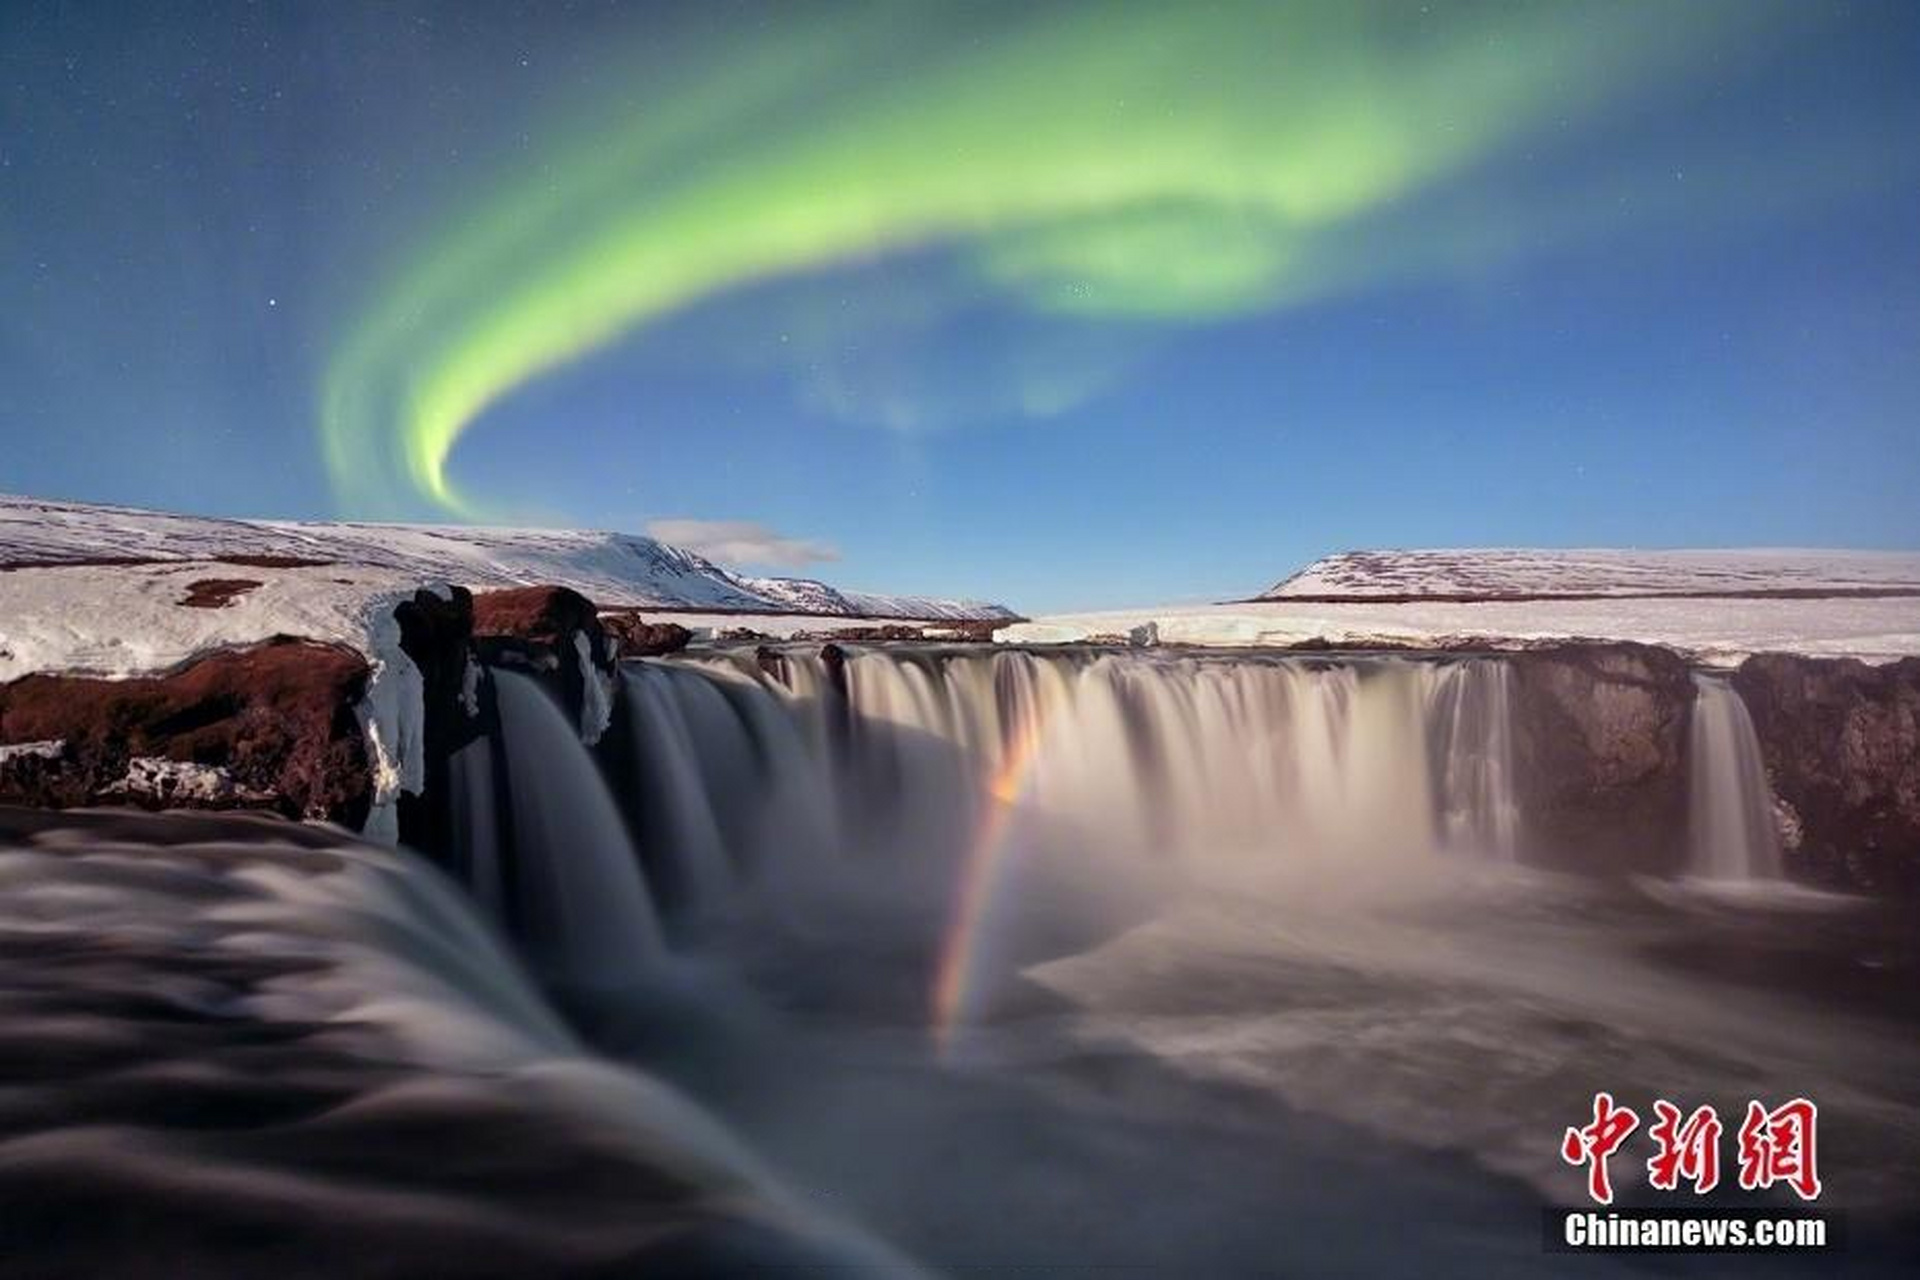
[0,495,1014,621]
[1265,548,1920,600]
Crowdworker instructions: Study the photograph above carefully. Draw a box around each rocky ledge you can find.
[1735,654,1920,893]
[0,639,375,824]
[4,572,1917,896]
[1505,642,1696,877]
[1495,643,1919,892]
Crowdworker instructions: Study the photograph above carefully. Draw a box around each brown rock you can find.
[0,639,373,824]
[177,578,263,608]
[1506,642,1694,874]
[470,586,613,744]
[599,612,692,657]
[471,585,603,650]
[1734,654,1920,893]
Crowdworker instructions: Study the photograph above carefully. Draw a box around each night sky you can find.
[3,1,1917,610]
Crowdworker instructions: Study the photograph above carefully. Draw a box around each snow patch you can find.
[0,740,64,764]
[356,599,427,844]
[574,631,614,746]
[459,656,482,718]
[109,757,271,804]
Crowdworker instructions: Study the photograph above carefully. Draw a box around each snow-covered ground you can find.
[1002,547,1920,663]
[0,494,1013,621]
[1265,548,1920,599]
[0,561,424,682]
[0,560,432,837]
[999,596,1920,666]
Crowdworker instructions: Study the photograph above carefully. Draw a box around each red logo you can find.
[1736,1098,1821,1202]
[1561,1092,1640,1205]
[1564,1095,1819,1204]
[1647,1100,1722,1194]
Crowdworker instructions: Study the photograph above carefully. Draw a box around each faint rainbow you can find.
[928,709,1049,1055]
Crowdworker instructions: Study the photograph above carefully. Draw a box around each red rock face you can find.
[0,639,373,825]
[471,585,603,649]
[598,611,692,657]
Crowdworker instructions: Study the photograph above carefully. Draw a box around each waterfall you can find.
[611,649,1528,895]
[617,663,742,918]
[489,669,663,985]
[1426,660,1523,860]
[1687,674,1783,881]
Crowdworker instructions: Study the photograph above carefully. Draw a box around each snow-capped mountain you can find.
[1261,548,1920,600]
[0,495,1015,621]
[731,574,1005,623]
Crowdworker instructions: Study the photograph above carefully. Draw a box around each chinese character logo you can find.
[1562,1092,1640,1205]
[1736,1098,1821,1202]
[1563,1095,1819,1204]
[1647,1100,1722,1194]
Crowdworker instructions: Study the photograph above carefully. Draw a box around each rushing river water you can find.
[4,646,1917,1276]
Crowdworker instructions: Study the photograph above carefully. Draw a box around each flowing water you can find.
[8,648,1916,1276]
[1688,672,1786,882]
[480,668,663,987]
[583,647,1920,1274]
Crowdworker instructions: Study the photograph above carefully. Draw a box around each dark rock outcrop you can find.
[0,638,374,825]
[472,585,607,656]
[600,611,692,657]
[1505,642,1695,875]
[1734,654,1920,893]
[471,586,614,735]
[392,586,481,857]
[177,577,264,608]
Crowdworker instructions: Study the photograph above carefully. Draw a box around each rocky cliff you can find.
[6,582,1917,897]
[1735,654,1920,894]
[1505,643,1695,876]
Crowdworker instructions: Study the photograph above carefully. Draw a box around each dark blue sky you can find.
[3,1,1916,610]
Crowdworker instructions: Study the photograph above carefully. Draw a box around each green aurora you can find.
[319,0,1804,517]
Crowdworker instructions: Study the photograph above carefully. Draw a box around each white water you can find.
[589,649,1920,1267]
[617,650,1526,896]
[488,668,663,985]
[1426,659,1523,860]
[1687,673,1784,882]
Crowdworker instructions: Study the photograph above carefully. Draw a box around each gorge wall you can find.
[4,581,1917,897]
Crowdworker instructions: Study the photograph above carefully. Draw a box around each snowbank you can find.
[999,596,1920,665]
[0,561,430,838]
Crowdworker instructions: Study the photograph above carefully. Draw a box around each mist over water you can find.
[14,647,1913,1276]
[552,647,1920,1274]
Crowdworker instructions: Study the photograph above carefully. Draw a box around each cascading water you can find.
[1425,660,1523,860]
[614,648,1527,894]
[484,669,663,985]
[617,662,744,917]
[1686,673,1784,881]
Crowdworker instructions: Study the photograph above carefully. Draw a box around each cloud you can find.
[646,518,840,569]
